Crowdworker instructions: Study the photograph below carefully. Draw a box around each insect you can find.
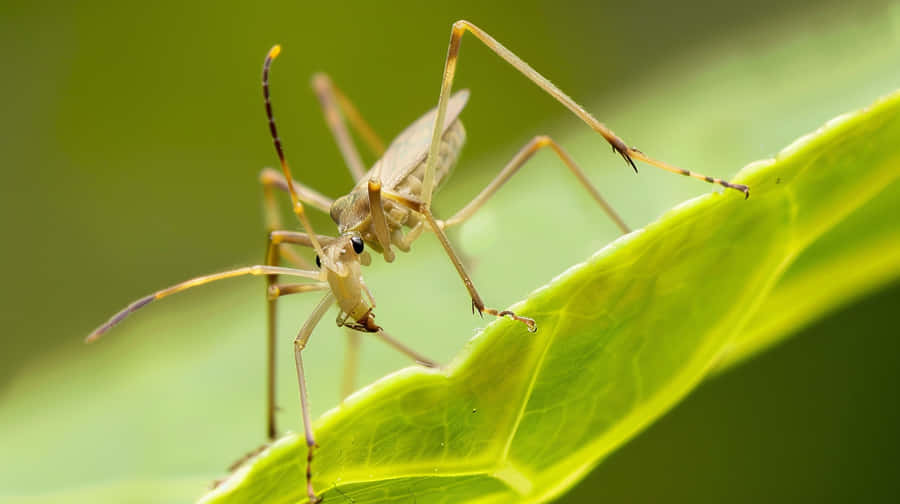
[86,20,748,503]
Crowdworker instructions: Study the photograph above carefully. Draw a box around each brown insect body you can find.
[330,90,469,257]
[86,22,751,504]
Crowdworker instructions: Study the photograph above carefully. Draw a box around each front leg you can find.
[423,206,536,331]
[264,229,332,440]
[367,177,396,262]
[384,190,536,332]
[293,292,336,504]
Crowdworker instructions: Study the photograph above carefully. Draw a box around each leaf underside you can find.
[202,90,900,504]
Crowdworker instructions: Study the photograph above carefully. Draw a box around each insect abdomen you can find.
[394,120,466,197]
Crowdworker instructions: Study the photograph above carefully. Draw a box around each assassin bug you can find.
[87,20,748,503]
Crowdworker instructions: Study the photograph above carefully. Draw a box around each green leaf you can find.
[714,163,900,371]
[202,90,900,504]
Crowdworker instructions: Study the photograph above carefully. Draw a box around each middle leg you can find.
[440,135,630,234]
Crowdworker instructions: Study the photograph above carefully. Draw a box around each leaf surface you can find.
[202,90,900,504]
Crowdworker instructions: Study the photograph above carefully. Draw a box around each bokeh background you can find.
[2,0,899,502]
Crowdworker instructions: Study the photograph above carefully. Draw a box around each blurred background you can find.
[2,0,899,502]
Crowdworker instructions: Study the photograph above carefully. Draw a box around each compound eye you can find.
[350,236,364,254]
[315,255,321,268]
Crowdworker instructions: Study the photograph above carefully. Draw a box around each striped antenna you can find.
[263,46,330,261]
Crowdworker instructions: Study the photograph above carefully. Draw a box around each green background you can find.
[2,0,898,502]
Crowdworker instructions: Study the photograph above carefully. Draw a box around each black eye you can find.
[350,236,364,254]
[315,255,321,268]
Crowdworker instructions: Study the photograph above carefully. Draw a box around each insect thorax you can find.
[330,119,466,242]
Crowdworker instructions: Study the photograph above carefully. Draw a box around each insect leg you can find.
[311,73,386,182]
[425,207,536,330]
[373,329,439,368]
[340,326,438,400]
[441,135,630,234]
[294,292,336,504]
[264,230,332,439]
[84,265,319,343]
[260,167,334,217]
[421,20,748,202]
[341,330,361,401]
[367,178,396,262]
[394,221,427,252]
[268,283,330,299]
[385,191,537,332]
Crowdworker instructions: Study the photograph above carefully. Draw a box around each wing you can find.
[365,90,470,190]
